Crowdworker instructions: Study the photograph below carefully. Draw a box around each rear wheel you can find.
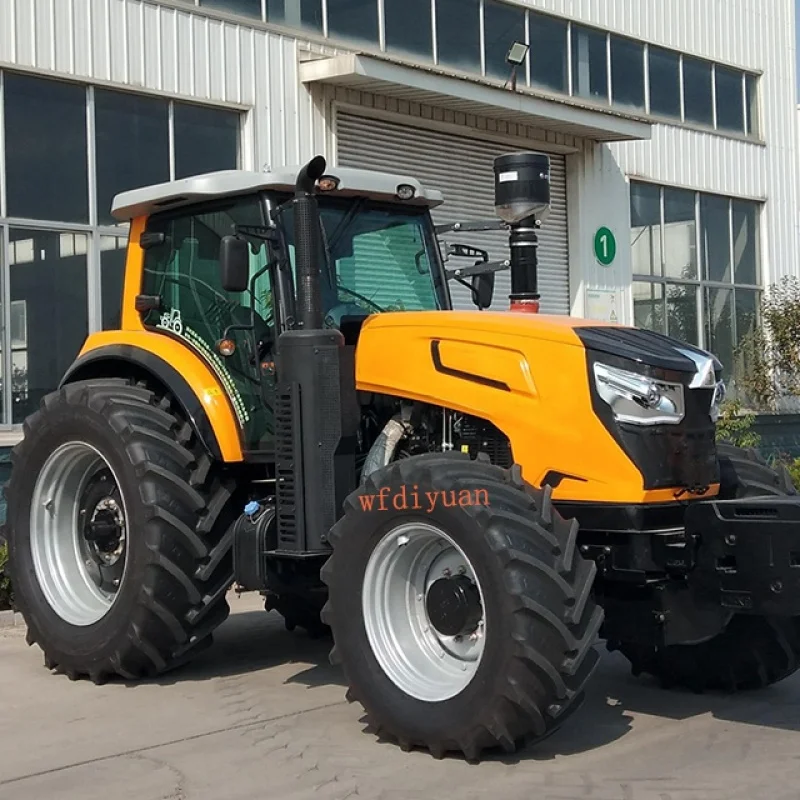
[6,378,239,683]
[321,452,603,761]
[611,442,800,692]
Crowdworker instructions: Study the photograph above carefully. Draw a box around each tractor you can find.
[6,152,800,762]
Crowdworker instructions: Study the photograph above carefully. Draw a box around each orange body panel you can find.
[79,330,244,463]
[355,310,719,505]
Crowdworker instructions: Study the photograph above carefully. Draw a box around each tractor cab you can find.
[110,160,506,455]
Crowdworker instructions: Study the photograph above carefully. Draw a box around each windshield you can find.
[271,195,446,324]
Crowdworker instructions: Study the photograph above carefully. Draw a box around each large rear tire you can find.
[6,378,239,683]
[320,452,603,761]
[611,442,800,692]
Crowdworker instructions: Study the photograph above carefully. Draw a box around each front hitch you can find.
[685,494,800,616]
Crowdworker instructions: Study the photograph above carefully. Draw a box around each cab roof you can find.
[110,165,445,222]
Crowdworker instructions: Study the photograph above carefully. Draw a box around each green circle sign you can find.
[594,227,617,266]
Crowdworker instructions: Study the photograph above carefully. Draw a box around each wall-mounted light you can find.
[505,41,529,92]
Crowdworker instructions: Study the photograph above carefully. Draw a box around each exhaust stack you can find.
[493,152,551,314]
[293,154,327,330]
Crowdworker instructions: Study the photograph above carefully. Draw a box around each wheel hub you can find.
[426,575,483,637]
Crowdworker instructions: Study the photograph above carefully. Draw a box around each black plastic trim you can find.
[60,345,228,461]
[430,340,511,391]
[541,470,588,489]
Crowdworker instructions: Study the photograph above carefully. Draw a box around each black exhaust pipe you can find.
[293,154,327,330]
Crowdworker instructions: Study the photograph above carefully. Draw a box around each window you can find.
[174,103,240,180]
[278,198,443,314]
[198,0,263,18]
[101,236,127,331]
[610,36,645,110]
[745,74,759,137]
[529,13,568,93]
[95,90,170,227]
[683,56,714,127]
[9,229,89,422]
[4,73,89,224]
[384,0,433,60]
[630,182,661,277]
[483,0,526,81]
[140,196,275,451]
[631,180,762,374]
[326,0,379,45]
[648,46,681,118]
[715,65,744,133]
[571,25,608,102]
[663,187,697,280]
[266,0,323,32]
[0,69,243,431]
[436,0,481,73]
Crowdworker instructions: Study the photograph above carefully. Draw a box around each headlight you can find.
[593,363,685,426]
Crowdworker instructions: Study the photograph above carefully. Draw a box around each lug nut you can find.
[442,568,451,577]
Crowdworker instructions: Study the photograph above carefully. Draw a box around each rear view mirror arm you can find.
[434,220,507,235]
[445,259,510,280]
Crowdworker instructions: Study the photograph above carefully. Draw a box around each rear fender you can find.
[60,331,244,462]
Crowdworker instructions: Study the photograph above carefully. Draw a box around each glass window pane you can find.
[715,66,745,133]
[700,194,731,283]
[95,89,170,227]
[529,13,568,93]
[9,229,88,423]
[705,286,734,374]
[610,36,644,110]
[101,235,128,331]
[735,288,760,346]
[266,0,323,32]
[663,187,697,280]
[630,182,662,277]
[732,201,759,285]
[633,282,664,333]
[436,0,481,73]
[666,283,698,346]
[326,0,379,45]
[174,103,239,180]
[4,73,88,223]
[384,0,432,60]
[571,25,608,102]
[648,46,681,118]
[745,74,759,137]
[483,0,526,81]
[198,0,262,17]
[683,56,714,127]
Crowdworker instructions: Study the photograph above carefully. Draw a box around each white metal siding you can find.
[335,111,570,314]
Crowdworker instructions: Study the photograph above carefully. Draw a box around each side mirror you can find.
[219,235,249,293]
[472,272,494,310]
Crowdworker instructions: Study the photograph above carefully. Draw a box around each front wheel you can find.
[320,452,603,761]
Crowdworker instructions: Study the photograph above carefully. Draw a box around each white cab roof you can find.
[111,164,445,221]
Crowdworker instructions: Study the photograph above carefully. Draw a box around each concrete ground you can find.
[2,594,800,800]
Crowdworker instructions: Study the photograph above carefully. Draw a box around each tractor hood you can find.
[354,310,725,506]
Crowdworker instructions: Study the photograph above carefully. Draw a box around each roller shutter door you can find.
[336,111,570,314]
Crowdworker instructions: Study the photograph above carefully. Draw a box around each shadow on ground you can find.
[121,599,800,763]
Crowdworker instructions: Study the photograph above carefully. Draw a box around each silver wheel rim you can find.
[362,521,487,702]
[30,441,129,626]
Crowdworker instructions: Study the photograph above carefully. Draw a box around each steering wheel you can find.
[336,284,386,314]
[324,302,373,329]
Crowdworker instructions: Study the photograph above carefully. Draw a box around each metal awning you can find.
[299,53,652,144]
